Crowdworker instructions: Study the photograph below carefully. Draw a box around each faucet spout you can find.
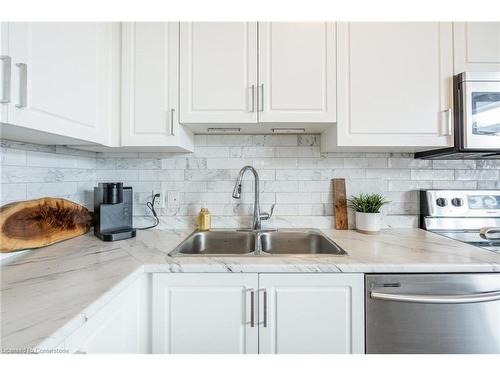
[232,166,274,230]
[232,182,242,199]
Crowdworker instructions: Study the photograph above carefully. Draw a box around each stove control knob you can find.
[436,198,447,207]
[451,198,464,207]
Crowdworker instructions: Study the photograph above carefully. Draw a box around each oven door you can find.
[366,274,500,354]
[462,81,500,149]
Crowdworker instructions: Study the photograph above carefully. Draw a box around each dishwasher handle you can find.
[370,290,500,304]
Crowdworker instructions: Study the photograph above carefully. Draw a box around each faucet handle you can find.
[260,204,276,221]
[269,203,275,218]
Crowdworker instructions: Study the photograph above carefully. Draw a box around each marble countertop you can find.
[2,228,499,350]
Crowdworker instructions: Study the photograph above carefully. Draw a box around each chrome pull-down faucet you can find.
[232,166,275,230]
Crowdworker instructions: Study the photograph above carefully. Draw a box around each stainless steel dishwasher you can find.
[365,274,500,354]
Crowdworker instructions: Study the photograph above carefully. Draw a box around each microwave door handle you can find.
[370,290,500,304]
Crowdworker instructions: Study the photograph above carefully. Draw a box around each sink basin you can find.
[259,230,347,255]
[169,229,347,257]
[169,231,255,256]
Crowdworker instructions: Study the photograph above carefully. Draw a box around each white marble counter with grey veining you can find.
[1,228,500,351]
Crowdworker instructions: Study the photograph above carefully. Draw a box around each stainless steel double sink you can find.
[168,229,347,256]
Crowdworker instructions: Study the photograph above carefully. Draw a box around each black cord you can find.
[135,193,160,230]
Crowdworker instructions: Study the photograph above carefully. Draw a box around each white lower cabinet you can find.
[58,272,363,354]
[152,273,258,354]
[152,273,364,354]
[64,275,150,354]
[259,273,364,354]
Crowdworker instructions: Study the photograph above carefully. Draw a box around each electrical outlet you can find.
[150,190,167,209]
[151,191,162,210]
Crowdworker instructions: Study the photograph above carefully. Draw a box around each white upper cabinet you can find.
[1,23,8,124]
[152,273,259,354]
[179,22,258,123]
[179,22,335,127]
[6,21,494,149]
[258,273,364,354]
[258,22,336,123]
[454,22,500,73]
[5,23,116,145]
[121,22,193,151]
[322,22,454,151]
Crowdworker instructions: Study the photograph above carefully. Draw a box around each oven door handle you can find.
[370,290,500,304]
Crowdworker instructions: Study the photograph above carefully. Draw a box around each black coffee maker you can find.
[93,182,136,241]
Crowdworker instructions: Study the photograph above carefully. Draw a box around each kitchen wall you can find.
[2,135,499,229]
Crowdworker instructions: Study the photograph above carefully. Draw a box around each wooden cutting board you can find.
[332,179,348,230]
[0,197,93,253]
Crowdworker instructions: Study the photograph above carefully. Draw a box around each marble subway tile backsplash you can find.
[1,135,499,229]
[1,140,97,208]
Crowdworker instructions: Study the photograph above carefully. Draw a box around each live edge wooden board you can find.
[0,198,92,253]
[332,179,348,230]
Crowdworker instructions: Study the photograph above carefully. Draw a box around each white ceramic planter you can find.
[355,212,382,234]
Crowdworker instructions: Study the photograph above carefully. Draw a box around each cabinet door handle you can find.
[258,84,264,112]
[263,289,268,328]
[169,108,175,136]
[0,56,11,103]
[443,108,452,136]
[251,84,255,112]
[250,289,255,327]
[16,63,27,108]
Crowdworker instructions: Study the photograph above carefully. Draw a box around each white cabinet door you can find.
[65,275,150,354]
[152,273,258,354]
[179,22,258,123]
[258,22,336,123]
[121,22,193,151]
[323,22,454,150]
[1,23,9,123]
[454,22,500,72]
[259,273,364,354]
[6,22,115,144]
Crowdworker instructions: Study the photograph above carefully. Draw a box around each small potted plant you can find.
[348,193,389,234]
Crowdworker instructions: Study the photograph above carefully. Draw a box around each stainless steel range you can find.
[364,191,500,354]
[420,189,500,253]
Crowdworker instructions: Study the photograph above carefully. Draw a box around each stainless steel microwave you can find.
[416,72,500,159]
